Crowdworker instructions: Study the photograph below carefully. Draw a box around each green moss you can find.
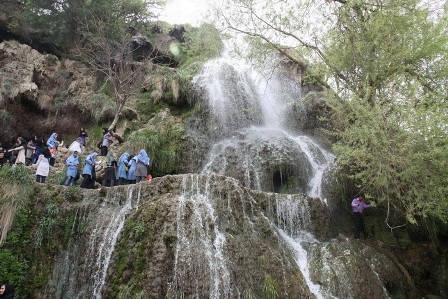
[117,284,147,299]
[242,289,257,299]
[263,273,278,299]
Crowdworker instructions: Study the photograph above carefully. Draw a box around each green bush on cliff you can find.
[165,23,224,104]
[126,123,184,177]
[0,164,34,245]
[0,249,28,290]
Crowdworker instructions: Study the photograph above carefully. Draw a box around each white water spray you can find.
[170,175,232,299]
[88,186,141,299]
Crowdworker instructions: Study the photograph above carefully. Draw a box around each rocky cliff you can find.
[2,174,413,299]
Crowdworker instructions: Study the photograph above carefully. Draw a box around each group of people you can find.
[0,127,152,189]
[0,128,86,168]
[62,127,152,188]
[0,133,62,185]
[62,149,152,189]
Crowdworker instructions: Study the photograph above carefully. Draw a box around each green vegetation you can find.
[162,23,224,105]
[242,288,257,299]
[126,123,184,177]
[117,284,146,299]
[0,249,28,291]
[22,0,164,55]
[263,273,278,299]
[0,164,34,244]
[324,0,448,238]
[34,203,60,248]
[217,0,448,239]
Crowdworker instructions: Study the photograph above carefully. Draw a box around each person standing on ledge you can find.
[351,191,372,240]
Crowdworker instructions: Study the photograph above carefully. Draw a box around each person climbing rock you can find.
[351,191,373,240]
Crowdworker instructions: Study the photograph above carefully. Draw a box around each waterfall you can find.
[90,186,141,299]
[194,53,336,298]
[196,54,334,199]
[169,174,233,299]
[46,185,141,299]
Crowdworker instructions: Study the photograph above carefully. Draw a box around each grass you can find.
[0,164,34,245]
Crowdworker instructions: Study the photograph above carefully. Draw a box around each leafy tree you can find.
[22,0,164,54]
[215,0,448,233]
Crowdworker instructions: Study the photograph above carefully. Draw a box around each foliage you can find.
[22,0,164,54]
[179,23,223,67]
[325,1,448,233]
[215,0,448,236]
[242,288,257,299]
[117,284,146,299]
[333,99,448,232]
[262,273,278,299]
[0,164,34,245]
[34,203,60,248]
[84,92,115,123]
[74,15,167,131]
[126,123,184,177]
[46,170,67,185]
[160,23,224,104]
[0,249,28,290]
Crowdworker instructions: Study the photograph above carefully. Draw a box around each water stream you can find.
[169,175,233,298]
[196,55,334,199]
[193,53,335,298]
[46,185,141,299]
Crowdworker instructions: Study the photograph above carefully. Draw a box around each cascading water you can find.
[90,186,141,299]
[46,185,141,299]
[192,51,335,298]
[169,175,233,298]
[196,53,334,199]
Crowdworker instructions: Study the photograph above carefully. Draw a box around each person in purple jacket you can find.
[351,191,372,240]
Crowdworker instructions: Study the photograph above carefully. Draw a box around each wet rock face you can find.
[201,129,313,194]
[102,174,315,299]
[8,174,409,299]
[308,241,407,299]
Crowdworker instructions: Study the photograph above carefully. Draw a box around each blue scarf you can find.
[137,149,150,165]
[47,133,58,149]
[118,152,130,164]
[86,152,98,165]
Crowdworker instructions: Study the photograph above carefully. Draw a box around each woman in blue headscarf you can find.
[126,154,139,184]
[63,151,80,186]
[116,152,130,185]
[80,152,98,189]
[46,132,63,167]
[47,133,58,150]
[135,149,150,183]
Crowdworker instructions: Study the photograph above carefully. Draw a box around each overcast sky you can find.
[160,0,214,26]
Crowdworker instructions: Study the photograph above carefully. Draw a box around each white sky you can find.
[160,0,214,26]
[160,0,446,26]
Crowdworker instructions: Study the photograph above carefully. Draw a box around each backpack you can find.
[97,138,103,149]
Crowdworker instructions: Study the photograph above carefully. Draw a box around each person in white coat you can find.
[33,147,51,183]
[68,137,83,154]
